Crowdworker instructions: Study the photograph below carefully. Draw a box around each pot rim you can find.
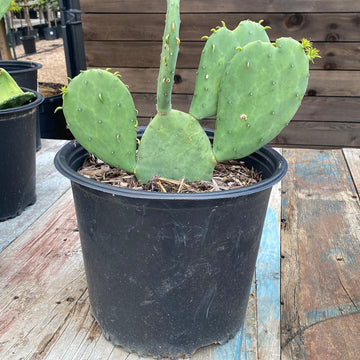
[0,60,42,73]
[0,87,44,115]
[55,136,288,201]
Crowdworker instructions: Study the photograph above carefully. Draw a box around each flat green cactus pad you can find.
[0,92,36,109]
[0,0,11,19]
[0,67,36,109]
[62,69,138,173]
[135,110,216,184]
[189,20,270,120]
[213,38,309,161]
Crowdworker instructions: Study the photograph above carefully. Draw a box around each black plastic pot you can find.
[20,35,37,55]
[0,60,42,91]
[54,130,287,358]
[0,60,43,150]
[0,89,44,221]
[43,27,57,40]
[39,94,74,139]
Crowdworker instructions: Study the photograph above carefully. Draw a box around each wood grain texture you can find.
[91,68,360,98]
[272,121,360,148]
[84,41,360,71]
[343,148,360,194]
[0,140,70,253]
[82,13,360,42]
[124,94,360,125]
[280,149,360,360]
[80,0,360,13]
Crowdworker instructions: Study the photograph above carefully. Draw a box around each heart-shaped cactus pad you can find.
[135,110,216,184]
[62,69,138,173]
[213,37,309,161]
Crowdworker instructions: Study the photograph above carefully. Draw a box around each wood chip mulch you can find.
[79,155,262,193]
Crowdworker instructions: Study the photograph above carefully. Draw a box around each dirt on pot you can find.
[79,155,262,193]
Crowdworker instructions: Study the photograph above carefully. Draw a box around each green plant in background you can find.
[60,0,319,184]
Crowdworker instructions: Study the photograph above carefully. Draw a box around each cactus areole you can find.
[61,0,319,185]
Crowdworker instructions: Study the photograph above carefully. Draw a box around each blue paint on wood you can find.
[213,325,249,360]
[256,206,281,356]
[306,303,360,326]
[213,203,281,359]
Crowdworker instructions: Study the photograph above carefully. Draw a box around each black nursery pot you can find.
[54,131,287,358]
[0,90,44,221]
[43,27,57,40]
[20,35,37,55]
[0,60,43,150]
[39,94,74,140]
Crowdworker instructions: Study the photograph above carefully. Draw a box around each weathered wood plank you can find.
[128,94,360,124]
[256,178,282,359]
[343,148,360,194]
[82,13,360,42]
[80,0,360,13]
[280,149,360,360]
[134,117,360,149]
[273,121,360,148]
[94,68,360,98]
[0,140,70,253]
[84,41,360,71]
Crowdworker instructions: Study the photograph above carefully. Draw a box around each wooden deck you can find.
[0,140,359,360]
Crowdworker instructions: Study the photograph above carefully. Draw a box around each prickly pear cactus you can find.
[0,68,36,109]
[60,0,318,185]
[135,0,216,183]
[135,110,216,183]
[62,69,138,173]
[189,20,270,120]
[213,38,310,161]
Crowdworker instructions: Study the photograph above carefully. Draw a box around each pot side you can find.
[0,90,44,221]
[54,131,287,358]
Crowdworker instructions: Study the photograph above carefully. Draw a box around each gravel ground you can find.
[13,37,68,85]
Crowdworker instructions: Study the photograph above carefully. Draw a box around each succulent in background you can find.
[60,0,319,184]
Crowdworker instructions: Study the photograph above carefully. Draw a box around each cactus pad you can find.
[213,38,309,161]
[62,69,138,173]
[0,68,36,109]
[0,0,11,19]
[135,110,216,184]
[189,20,270,120]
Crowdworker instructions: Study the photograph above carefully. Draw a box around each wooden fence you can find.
[79,0,360,148]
